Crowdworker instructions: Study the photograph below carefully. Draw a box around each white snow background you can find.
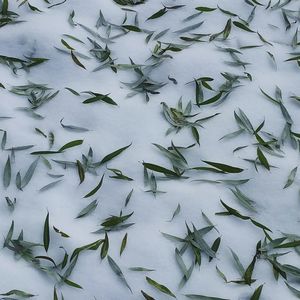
[1,0,300,299]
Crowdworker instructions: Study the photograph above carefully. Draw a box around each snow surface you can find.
[1,0,300,299]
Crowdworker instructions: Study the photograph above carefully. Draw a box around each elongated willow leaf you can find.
[31,140,83,155]
[146,276,176,298]
[233,21,254,32]
[83,93,117,105]
[0,289,35,298]
[125,189,134,207]
[108,256,132,292]
[3,155,11,187]
[147,7,167,20]
[257,148,270,170]
[129,267,155,272]
[230,249,245,276]
[230,187,257,212]
[120,233,127,256]
[141,290,155,300]
[44,212,50,252]
[101,233,109,259]
[59,140,83,152]
[76,200,98,218]
[71,51,86,69]
[243,254,257,285]
[39,180,62,192]
[4,220,14,248]
[250,284,263,300]
[53,287,58,300]
[168,203,181,221]
[59,276,82,289]
[60,118,89,132]
[76,160,85,184]
[195,6,216,12]
[143,162,180,177]
[174,21,204,34]
[84,174,104,198]
[284,167,297,189]
[285,282,300,298]
[93,144,131,166]
[202,161,244,173]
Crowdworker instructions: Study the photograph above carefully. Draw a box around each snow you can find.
[1,0,300,299]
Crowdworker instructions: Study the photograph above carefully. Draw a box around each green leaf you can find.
[53,287,58,300]
[122,25,141,32]
[96,143,131,165]
[147,7,167,20]
[108,256,132,292]
[195,6,216,12]
[101,212,134,228]
[101,232,109,259]
[209,237,221,261]
[202,161,243,173]
[143,162,179,177]
[82,94,117,105]
[71,50,86,69]
[168,203,181,222]
[129,267,155,272]
[76,160,85,184]
[191,127,200,145]
[125,189,134,207]
[60,118,89,132]
[120,233,127,256]
[0,289,35,298]
[58,139,83,152]
[285,282,300,298]
[53,226,70,238]
[197,92,223,106]
[146,276,176,298]
[250,284,263,300]
[284,167,297,189]
[243,256,256,285]
[257,148,270,170]
[217,200,250,220]
[233,21,254,32]
[76,199,98,218]
[230,187,257,212]
[2,0,8,14]
[44,212,50,252]
[141,290,156,300]
[4,220,14,248]
[230,249,245,276]
[60,276,82,289]
[39,180,62,192]
[3,155,11,188]
[84,174,104,198]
